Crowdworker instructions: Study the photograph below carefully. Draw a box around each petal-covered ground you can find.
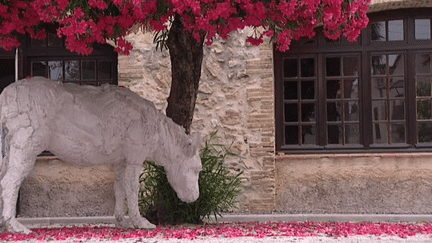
[2,222,432,242]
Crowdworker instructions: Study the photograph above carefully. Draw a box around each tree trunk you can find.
[166,14,205,134]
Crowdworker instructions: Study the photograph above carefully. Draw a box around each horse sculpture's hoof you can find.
[114,217,130,229]
[6,219,32,234]
[131,217,156,229]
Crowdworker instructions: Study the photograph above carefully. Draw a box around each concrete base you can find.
[16,214,432,227]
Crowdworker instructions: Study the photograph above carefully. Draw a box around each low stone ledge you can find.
[209,214,432,223]
[17,214,432,227]
[17,216,117,227]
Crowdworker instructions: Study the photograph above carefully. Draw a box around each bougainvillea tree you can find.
[0,0,370,133]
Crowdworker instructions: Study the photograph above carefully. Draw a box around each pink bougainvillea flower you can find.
[1,221,432,242]
[0,0,370,55]
[246,36,264,46]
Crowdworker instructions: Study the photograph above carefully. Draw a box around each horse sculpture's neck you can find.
[147,114,188,168]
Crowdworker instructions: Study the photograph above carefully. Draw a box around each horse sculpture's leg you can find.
[113,163,128,228]
[0,145,37,234]
[124,163,156,229]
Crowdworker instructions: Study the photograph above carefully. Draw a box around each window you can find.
[283,56,317,145]
[23,33,117,86]
[415,19,431,40]
[325,55,360,145]
[371,20,404,41]
[371,53,406,144]
[416,53,432,143]
[274,9,432,152]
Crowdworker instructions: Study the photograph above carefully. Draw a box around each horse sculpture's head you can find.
[165,134,202,203]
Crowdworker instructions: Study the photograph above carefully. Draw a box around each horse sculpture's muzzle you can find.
[177,188,199,203]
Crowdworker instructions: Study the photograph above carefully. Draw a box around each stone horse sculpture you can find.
[0,77,202,233]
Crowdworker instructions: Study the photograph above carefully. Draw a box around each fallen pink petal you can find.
[2,222,432,242]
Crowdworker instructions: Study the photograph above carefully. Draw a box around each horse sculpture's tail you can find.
[0,121,5,176]
[0,90,6,178]
[0,88,11,179]
[0,118,2,172]
[0,93,3,176]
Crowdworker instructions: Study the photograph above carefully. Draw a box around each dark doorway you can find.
[0,59,15,92]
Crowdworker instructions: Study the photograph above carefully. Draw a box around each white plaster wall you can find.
[19,159,115,217]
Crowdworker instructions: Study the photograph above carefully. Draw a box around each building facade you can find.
[14,0,432,216]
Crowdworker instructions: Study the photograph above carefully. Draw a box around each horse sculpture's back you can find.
[0,77,202,233]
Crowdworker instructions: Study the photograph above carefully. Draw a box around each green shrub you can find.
[138,131,244,225]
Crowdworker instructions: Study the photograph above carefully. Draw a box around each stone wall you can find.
[118,30,275,212]
[276,153,432,214]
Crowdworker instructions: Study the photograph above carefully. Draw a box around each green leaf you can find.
[138,131,244,225]
[153,30,169,51]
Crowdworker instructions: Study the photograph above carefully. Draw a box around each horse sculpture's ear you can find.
[192,133,201,149]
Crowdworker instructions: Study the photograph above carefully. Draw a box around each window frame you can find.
[323,53,362,148]
[21,34,118,86]
[274,8,432,153]
[282,54,320,149]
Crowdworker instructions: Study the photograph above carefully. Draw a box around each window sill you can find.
[277,145,432,154]
[276,151,432,161]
